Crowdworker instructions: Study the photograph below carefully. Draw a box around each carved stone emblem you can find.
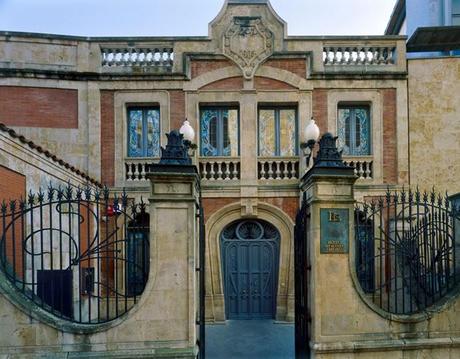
[223,17,274,79]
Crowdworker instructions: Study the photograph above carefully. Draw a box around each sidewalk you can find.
[206,320,294,359]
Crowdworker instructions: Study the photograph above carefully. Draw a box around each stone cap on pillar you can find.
[301,132,356,183]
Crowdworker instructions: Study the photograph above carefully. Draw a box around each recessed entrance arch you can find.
[221,219,280,319]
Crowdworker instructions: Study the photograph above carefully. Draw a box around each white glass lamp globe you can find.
[179,120,195,142]
[304,119,320,143]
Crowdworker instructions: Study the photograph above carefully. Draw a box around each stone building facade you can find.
[0,0,459,357]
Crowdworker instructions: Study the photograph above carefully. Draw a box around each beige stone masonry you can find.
[301,169,460,358]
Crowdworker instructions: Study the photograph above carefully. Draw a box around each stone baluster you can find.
[333,47,341,65]
[209,162,216,180]
[290,161,297,179]
[232,162,239,180]
[224,161,231,180]
[126,163,133,181]
[217,162,223,180]
[283,161,289,179]
[275,161,282,180]
[259,160,266,179]
[140,163,146,180]
[267,161,274,180]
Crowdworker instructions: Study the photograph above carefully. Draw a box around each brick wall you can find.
[261,197,298,221]
[202,197,298,223]
[254,77,295,90]
[169,90,186,130]
[200,77,244,91]
[0,165,26,277]
[0,86,78,128]
[100,91,115,186]
[264,59,307,78]
[202,198,239,222]
[191,60,233,78]
[312,89,329,134]
[382,89,398,184]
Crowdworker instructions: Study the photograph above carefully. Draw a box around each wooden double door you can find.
[221,220,280,319]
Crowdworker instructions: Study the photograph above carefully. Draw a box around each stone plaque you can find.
[320,208,349,254]
[223,17,274,79]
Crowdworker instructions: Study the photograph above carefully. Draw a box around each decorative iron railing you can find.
[355,188,460,315]
[0,184,149,324]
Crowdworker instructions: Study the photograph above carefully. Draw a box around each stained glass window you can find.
[200,108,239,157]
[337,106,370,156]
[127,107,160,158]
[258,108,297,157]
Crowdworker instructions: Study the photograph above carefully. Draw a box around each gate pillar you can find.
[299,133,357,358]
[145,130,201,358]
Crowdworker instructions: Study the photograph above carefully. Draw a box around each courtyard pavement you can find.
[206,320,294,359]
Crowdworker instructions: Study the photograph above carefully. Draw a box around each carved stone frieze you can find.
[223,17,274,79]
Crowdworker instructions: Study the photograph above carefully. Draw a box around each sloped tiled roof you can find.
[0,123,102,187]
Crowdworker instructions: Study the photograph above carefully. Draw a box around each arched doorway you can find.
[221,219,280,319]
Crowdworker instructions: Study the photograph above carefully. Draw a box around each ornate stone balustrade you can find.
[258,157,299,180]
[101,47,174,68]
[125,158,159,181]
[323,45,396,66]
[343,156,373,180]
[199,158,240,181]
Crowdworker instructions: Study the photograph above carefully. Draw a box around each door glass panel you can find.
[354,108,370,155]
[145,110,160,157]
[201,109,219,156]
[258,109,276,156]
[224,109,239,157]
[279,109,297,156]
[337,108,351,155]
[128,110,143,157]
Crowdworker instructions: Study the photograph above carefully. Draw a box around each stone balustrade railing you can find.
[343,156,373,180]
[323,45,396,66]
[125,159,159,181]
[101,47,174,68]
[258,157,299,180]
[199,158,240,181]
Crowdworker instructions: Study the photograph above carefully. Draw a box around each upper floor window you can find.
[453,0,460,25]
[337,105,371,156]
[258,107,297,157]
[127,107,160,158]
[200,107,239,157]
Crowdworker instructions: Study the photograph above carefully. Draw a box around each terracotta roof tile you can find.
[0,123,102,187]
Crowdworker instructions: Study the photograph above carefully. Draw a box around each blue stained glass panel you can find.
[128,110,143,157]
[127,108,160,158]
[200,108,239,157]
[201,109,219,156]
[337,107,370,156]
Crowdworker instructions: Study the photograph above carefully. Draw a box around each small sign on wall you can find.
[320,208,349,254]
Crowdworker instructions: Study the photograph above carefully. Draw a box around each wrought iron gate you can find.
[0,184,149,324]
[355,188,460,315]
[295,192,311,359]
[197,185,206,359]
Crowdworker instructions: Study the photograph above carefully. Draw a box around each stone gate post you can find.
[300,133,358,357]
[145,131,201,358]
